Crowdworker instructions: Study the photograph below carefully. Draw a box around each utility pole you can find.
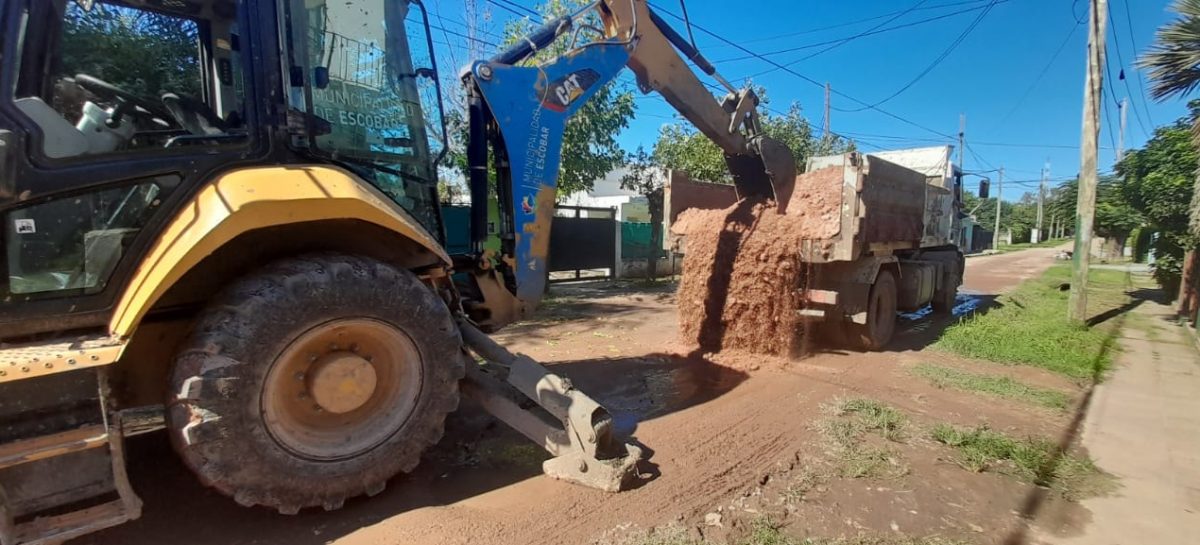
[1036,161,1048,243]
[958,114,966,174]
[823,82,831,137]
[992,167,1004,250]
[1070,0,1108,322]
[1117,97,1128,162]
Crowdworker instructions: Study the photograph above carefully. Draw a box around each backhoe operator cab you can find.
[0,0,449,307]
[0,0,480,542]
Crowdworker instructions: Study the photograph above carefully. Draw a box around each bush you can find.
[1130,227,1152,263]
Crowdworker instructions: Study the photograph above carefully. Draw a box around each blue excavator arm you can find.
[460,0,796,330]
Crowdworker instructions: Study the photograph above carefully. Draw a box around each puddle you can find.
[558,354,746,436]
[898,292,983,321]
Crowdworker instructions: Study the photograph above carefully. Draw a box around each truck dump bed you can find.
[794,152,929,263]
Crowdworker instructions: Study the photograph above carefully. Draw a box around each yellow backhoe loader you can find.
[0,0,793,542]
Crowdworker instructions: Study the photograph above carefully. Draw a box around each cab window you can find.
[4,176,177,296]
[284,0,445,235]
[10,0,247,158]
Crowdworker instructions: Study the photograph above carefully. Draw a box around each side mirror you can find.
[978,179,990,200]
[313,67,330,90]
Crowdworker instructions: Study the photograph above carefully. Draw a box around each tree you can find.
[962,191,997,231]
[1042,177,1142,256]
[1117,108,1199,294]
[497,0,636,197]
[1095,178,1143,256]
[652,123,729,183]
[619,146,663,278]
[61,2,201,100]
[1139,0,1200,106]
[653,95,848,183]
[1139,1,1200,304]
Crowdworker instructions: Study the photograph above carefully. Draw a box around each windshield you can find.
[286,0,445,233]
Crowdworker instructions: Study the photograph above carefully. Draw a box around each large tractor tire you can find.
[849,270,898,351]
[167,254,464,514]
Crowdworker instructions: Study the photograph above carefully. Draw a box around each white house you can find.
[559,166,667,222]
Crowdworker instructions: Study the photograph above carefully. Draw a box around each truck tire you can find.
[166,254,464,514]
[930,251,963,315]
[849,270,897,351]
[931,284,957,315]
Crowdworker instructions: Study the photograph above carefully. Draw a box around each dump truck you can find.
[0,0,796,543]
[665,145,965,351]
[797,146,966,349]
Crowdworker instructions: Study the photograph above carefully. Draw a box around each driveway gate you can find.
[549,205,617,282]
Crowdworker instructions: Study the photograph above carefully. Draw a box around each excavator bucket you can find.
[725,135,797,213]
[457,322,643,492]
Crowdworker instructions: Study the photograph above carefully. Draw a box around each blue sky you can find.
[425,0,1191,202]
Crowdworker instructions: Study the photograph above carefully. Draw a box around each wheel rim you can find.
[262,318,423,461]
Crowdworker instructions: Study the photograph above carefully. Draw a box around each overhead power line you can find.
[1107,0,1150,137]
[841,0,998,111]
[430,0,507,41]
[1101,40,1124,155]
[783,0,933,63]
[995,21,1082,127]
[490,0,944,152]
[718,0,934,64]
[636,77,892,151]
[646,1,958,141]
[486,0,538,18]
[721,0,1007,64]
[1101,85,1120,155]
[837,131,1117,150]
[431,22,499,48]
[965,142,998,172]
[1118,0,1155,128]
[720,0,997,48]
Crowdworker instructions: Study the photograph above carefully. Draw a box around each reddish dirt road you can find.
[79,246,1077,545]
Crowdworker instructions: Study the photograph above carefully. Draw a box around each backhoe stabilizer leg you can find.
[457,322,643,492]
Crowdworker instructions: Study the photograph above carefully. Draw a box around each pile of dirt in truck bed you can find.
[783,166,844,240]
[673,167,844,356]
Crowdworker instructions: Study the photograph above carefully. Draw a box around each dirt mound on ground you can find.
[674,169,843,356]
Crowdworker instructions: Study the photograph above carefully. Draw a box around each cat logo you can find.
[541,69,600,113]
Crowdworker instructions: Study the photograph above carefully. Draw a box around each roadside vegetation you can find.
[632,519,969,545]
[910,364,1071,410]
[819,398,909,479]
[742,518,970,545]
[935,264,1129,379]
[994,238,1070,253]
[931,424,1111,501]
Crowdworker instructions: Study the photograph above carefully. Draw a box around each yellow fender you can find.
[110,165,449,338]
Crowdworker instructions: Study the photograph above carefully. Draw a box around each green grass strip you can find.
[931,424,1109,500]
[911,364,1071,409]
[935,265,1128,379]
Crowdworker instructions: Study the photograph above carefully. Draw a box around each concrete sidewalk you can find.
[1039,291,1200,544]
